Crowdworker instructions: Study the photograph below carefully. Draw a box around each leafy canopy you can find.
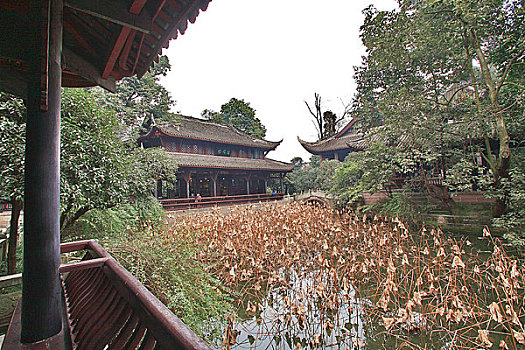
[60,88,178,229]
[202,98,266,138]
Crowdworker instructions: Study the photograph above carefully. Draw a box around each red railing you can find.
[3,240,211,349]
[160,193,285,211]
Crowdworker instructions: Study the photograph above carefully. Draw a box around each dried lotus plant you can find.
[169,202,525,349]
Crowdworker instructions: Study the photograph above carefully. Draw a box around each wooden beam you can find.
[0,68,28,99]
[62,48,116,92]
[64,0,152,34]
[102,27,131,79]
[102,0,148,79]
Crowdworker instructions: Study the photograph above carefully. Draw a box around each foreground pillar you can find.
[22,0,63,343]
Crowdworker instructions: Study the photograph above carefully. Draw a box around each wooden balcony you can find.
[2,240,210,350]
[160,193,285,211]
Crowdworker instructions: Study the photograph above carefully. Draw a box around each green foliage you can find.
[353,0,525,197]
[109,227,232,339]
[0,93,25,203]
[60,88,178,229]
[369,192,420,223]
[62,196,165,241]
[94,55,177,128]
[330,143,400,206]
[61,89,132,228]
[202,98,266,138]
[493,148,525,246]
[63,198,232,341]
[285,157,339,193]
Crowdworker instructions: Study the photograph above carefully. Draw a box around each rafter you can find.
[64,0,151,34]
[62,48,116,92]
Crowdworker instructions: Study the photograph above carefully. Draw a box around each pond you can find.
[175,202,525,349]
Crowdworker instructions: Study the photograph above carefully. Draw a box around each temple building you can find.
[139,116,294,199]
[298,118,366,161]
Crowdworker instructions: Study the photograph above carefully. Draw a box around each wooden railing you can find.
[0,202,11,211]
[160,193,285,211]
[2,240,211,350]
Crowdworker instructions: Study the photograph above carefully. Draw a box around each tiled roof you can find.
[166,152,294,172]
[151,116,282,149]
[298,132,367,153]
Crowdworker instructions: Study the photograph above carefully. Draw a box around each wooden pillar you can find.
[210,171,219,197]
[334,152,339,161]
[155,179,163,198]
[245,174,251,195]
[22,0,63,343]
[279,173,285,193]
[181,171,192,198]
[319,154,323,165]
[263,174,269,194]
[227,177,232,196]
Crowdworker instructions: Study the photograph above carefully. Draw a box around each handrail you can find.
[160,193,285,211]
[59,240,211,350]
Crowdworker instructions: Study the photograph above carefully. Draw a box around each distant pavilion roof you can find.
[144,116,283,150]
[0,0,212,98]
[298,133,368,153]
[297,118,370,154]
[167,152,294,172]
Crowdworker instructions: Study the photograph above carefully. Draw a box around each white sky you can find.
[160,0,397,162]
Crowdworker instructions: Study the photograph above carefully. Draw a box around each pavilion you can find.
[298,118,366,162]
[140,116,293,199]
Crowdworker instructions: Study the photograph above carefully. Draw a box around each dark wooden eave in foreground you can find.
[0,0,212,101]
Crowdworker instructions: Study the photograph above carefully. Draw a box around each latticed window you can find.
[193,144,198,153]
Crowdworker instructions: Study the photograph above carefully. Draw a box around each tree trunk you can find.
[470,29,511,216]
[61,206,91,231]
[8,199,22,274]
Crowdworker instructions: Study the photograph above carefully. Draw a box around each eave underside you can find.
[0,0,211,99]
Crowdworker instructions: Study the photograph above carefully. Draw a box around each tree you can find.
[0,92,25,274]
[352,0,525,211]
[330,143,401,206]
[60,89,178,230]
[285,156,339,194]
[95,55,177,128]
[305,93,349,140]
[202,98,266,138]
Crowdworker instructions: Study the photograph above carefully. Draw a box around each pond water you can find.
[232,270,369,350]
[220,232,524,350]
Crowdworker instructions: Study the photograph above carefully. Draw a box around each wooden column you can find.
[334,152,339,161]
[227,177,232,196]
[181,171,193,198]
[210,171,219,197]
[279,173,285,193]
[22,0,63,343]
[245,174,251,195]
